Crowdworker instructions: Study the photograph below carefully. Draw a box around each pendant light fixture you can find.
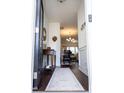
[66,32,77,43]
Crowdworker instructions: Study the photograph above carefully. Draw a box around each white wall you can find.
[42,12,49,67]
[78,0,86,48]
[43,12,61,67]
[48,23,61,66]
[44,11,49,46]
[78,0,88,75]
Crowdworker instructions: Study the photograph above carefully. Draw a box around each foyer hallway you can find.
[33,0,88,92]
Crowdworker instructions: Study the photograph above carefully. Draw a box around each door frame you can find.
[32,0,44,90]
[31,0,92,92]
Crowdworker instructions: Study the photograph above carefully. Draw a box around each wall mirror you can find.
[43,27,46,41]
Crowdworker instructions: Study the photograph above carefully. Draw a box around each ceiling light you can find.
[69,37,71,40]
[57,0,66,3]
[66,32,77,43]
[66,38,69,41]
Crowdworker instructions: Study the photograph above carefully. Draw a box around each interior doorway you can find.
[60,27,79,67]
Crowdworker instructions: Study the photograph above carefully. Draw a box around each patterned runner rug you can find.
[45,68,85,92]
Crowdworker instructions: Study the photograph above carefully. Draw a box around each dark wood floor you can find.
[70,64,89,91]
[38,69,54,91]
[38,63,89,91]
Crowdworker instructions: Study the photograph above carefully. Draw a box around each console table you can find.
[43,49,56,70]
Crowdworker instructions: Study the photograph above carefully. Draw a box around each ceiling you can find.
[43,0,81,28]
[60,28,77,37]
[43,0,82,46]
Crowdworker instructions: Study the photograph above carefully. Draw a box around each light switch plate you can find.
[88,14,92,22]
[33,72,37,79]
[35,27,39,33]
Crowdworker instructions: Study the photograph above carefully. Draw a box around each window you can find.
[67,47,78,54]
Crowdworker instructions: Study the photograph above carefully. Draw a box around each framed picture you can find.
[52,36,57,42]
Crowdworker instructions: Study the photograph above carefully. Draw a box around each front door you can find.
[33,0,44,90]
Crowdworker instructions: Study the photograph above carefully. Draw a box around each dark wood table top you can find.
[43,49,56,55]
